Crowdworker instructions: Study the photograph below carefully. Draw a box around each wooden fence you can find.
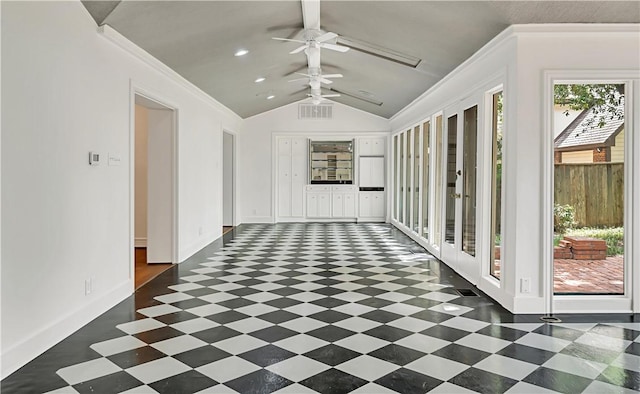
[555,163,624,227]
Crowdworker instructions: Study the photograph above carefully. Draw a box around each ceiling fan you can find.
[288,72,343,85]
[273,31,350,54]
[307,93,340,106]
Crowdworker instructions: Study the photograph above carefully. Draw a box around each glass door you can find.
[441,99,481,283]
[551,82,631,313]
[431,115,444,251]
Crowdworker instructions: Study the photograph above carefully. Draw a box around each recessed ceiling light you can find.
[234,49,249,57]
[266,95,275,100]
[255,77,266,83]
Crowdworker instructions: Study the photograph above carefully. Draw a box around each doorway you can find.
[222,131,235,235]
[133,94,176,289]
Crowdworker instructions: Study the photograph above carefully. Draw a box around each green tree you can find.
[554,84,624,128]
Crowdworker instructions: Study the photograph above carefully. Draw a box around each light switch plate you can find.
[89,151,100,166]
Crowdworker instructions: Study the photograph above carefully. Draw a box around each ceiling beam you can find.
[301,0,320,30]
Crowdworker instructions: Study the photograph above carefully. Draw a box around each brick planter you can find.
[554,246,573,259]
[564,236,607,260]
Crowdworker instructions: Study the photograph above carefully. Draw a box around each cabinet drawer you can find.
[331,185,357,192]
[306,185,330,192]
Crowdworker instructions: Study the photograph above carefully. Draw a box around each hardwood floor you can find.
[222,226,233,235]
[135,248,173,289]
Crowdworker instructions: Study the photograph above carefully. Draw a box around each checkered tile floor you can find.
[3,224,640,393]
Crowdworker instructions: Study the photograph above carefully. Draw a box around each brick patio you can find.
[554,255,624,294]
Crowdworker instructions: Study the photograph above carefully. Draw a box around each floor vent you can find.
[455,288,478,297]
[540,315,562,323]
[299,103,333,120]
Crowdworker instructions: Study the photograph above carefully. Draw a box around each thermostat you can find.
[89,151,100,166]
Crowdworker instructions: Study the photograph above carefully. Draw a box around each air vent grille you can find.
[299,103,333,120]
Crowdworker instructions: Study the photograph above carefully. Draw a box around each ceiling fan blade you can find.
[273,37,306,43]
[295,72,311,77]
[320,43,350,53]
[315,32,338,43]
[288,77,308,83]
[322,74,343,79]
[321,94,341,98]
[290,45,307,54]
[319,78,333,84]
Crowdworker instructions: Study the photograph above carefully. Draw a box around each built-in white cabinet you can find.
[306,185,331,218]
[358,137,386,156]
[359,157,385,188]
[359,191,385,220]
[277,137,306,218]
[331,186,357,218]
[306,185,356,218]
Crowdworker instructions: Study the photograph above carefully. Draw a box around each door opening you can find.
[133,94,176,289]
[223,131,235,234]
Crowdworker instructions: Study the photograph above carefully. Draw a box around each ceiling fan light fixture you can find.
[234,49,249,57]
[254,77,266,83]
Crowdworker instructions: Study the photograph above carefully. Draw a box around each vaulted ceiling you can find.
[82,1,640,119]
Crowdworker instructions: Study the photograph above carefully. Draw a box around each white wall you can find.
[240,101,390,223]
[1,1,242,377]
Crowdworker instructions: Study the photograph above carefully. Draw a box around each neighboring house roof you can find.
[554,98,624,152]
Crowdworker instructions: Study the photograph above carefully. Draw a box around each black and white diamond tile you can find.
[3,223,640,393]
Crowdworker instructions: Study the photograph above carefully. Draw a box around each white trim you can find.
[1,280,131,379]
[241,216,275,224]
[180,230,217,262]
[135,237,147,248]
[98,25,241,123]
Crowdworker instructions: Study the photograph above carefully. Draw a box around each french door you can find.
[441,97,481,284]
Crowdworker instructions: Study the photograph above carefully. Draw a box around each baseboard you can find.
[180,231,217,262]
[241,216,274,224]
[135,237,147,248]
[1,279,132,379]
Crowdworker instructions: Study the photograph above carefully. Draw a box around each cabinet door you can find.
[359,139,372,156]
[370,137,385,156]
[332,193,344,217]
[278,153,292,217]
[344,193,356,217]
[371,192,385,217]
[359,157,385,188]
[306,193,318,217]
[278,138,291,155]
[291,155,305,218]
[359,193,371,217]
[318,193,331,217]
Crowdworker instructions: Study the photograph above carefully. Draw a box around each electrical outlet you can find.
[252,209,257,215]
[520,278,531,294]
[199,226,204,236]
[85,279,92,295]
